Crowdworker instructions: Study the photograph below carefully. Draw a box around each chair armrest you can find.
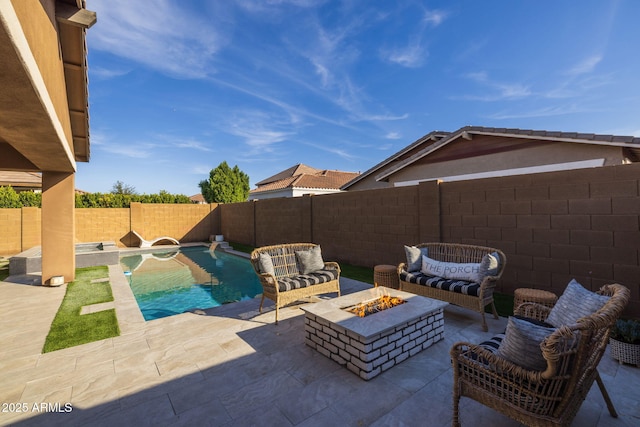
[323,261,341,275]
[398,263,407,274]
[451,341,553,383]
[257,272,279,290]
[515,302,552,322]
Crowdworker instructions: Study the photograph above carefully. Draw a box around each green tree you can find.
[18,190,41,207]
[199,161,250,203]
[111,180,136,195]
[0,186,21,208]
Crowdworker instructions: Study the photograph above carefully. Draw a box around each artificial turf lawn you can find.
[0,258,9,281]
[43,266,120,353]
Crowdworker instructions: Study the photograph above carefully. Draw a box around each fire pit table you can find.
[301,287,448,380]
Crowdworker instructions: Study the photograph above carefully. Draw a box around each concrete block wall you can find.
[0,209,23,255]
[220,202,255,246]
[312,186,424,266]
[75,208,130,246]
[21,207,41,251]
[133,203,216,245]
[254,195,311,247]
[0,163,638,317]
[439,163,640,317]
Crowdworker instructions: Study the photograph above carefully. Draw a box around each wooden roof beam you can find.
[56,2,96,29]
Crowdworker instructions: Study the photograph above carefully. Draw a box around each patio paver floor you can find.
[0,264,638,426]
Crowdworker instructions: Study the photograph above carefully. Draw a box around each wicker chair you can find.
[250,243,341,323]
[398,242,506,331]
[450,283,630,427]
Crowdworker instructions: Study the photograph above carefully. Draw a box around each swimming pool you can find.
[120,246,262,321]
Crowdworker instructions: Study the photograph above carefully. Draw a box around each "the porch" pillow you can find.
[421,255,482,283]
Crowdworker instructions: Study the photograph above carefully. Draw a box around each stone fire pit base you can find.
[302,287,447,380]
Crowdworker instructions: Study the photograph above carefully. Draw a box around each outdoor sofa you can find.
[398,242,506,331]
[250,243,341,323]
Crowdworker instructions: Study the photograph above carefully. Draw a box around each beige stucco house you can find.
[249,164,360,200]
[342,126,640,191]
[0,0,95,284]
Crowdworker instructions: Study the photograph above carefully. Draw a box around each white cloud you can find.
[88,0,223,78]
[565,55,602,76]
[90,66,130,80]
[382,43,426,68]
[172,139,213,152]
[423,9,447,27]
[303,141,356,161]
[191,165,214,175]
[385,132,402,140]
[225,110,295,151]
[486,103,598,120]
[461,72,531,101]
[98,144,153,159]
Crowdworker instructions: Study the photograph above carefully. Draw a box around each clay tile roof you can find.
[251,165,360,194]
[189,194,206,203]
[255,164,321,186]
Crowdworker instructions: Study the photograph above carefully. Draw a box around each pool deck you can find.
[0,263,638,426]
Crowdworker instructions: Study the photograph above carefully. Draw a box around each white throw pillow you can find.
[421,255,482,283]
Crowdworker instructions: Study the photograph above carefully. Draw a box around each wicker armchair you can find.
[250,243,341,323]
[450,283,630,427]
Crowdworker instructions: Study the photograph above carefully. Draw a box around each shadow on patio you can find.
[1,275,638,427]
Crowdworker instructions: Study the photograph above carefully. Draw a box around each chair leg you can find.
[480,311,488,332]
[490,301,499,319]
[275,305,279,325]
[595,370,618,418]
[259,295,265,313]
[452,377,462,427]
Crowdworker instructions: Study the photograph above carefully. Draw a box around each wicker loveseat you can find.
[250,243,341,323]
[450,283,630,427]
[398,242,506,331]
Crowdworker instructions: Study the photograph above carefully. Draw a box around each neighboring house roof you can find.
[251,164,360,195]
[342,126,640,189]
[189,194,206,204]
[0,171,42,188]
[255,164,322,186]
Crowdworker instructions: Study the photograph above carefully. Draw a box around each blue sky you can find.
[77,0,640,196]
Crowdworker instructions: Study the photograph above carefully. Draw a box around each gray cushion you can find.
[295,245,325,274]
[479,251,501,277]
[400,270,481,297]
[497,316,555,371]
[404,245,428,272]
[546,279,610,327]
[277,269,338,292]
[258,253,275,275]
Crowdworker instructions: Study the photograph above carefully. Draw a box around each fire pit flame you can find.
[347,294,406,317]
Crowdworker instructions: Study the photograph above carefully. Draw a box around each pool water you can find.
[120,246,262,321]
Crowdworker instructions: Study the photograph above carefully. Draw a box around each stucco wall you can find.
[390,139,625,185]
[11,0,73,152]
[347,137,627,191]
[0,209,22,255]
